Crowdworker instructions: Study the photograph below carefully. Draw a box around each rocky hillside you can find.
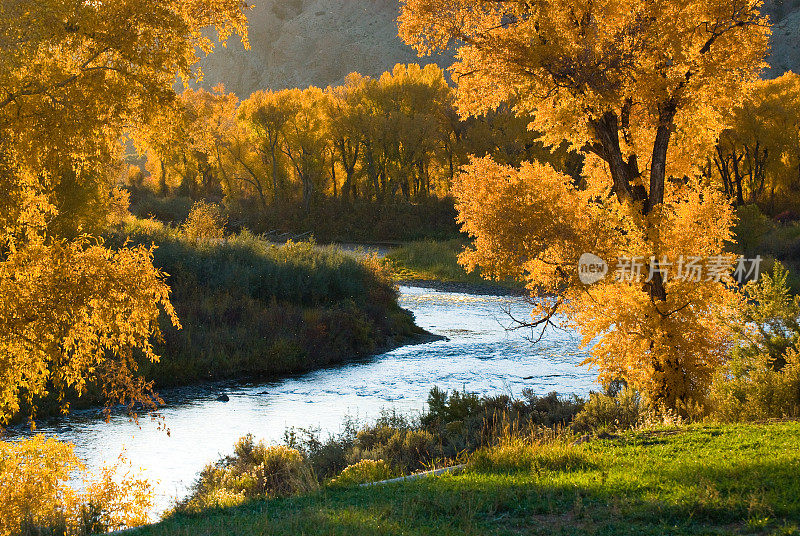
[767,0,800,77]
[198,0,800,97]
[197,0,451,97]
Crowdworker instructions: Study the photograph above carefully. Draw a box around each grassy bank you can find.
[111,218,425,387]
[140,422,800,535]
[12,218,425,422]
[384,240,523,292]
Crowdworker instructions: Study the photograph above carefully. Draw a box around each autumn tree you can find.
[376,64,453,199]
[0,0,248,425]
[400,0,771,411]
[238,89,295,206]
[134,86,240,200]
[281,87,330,211]
[327,74,369,201]
[711,72,800,214]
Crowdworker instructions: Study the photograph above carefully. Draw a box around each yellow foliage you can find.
[0,237,179,425]
[0,436,152,536]
[400,0,769,166]
[0,0,250,528]
[454,157,737,409]
[182,201,227,242]
[0,0,247,426]
[712,72,800,211]
[401,0,770,411]
[133,86,241,199]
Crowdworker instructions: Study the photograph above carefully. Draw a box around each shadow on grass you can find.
[149,450,800,536]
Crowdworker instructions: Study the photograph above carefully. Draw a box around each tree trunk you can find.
[647,102,677,213]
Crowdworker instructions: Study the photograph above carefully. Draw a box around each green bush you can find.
[128,191,194,224]
[731,204,774,257]
[328,459,394,487]
[422,388,584,455]
[709,349,800,422]
[350,428,438,473]
[179,436,317,512]
[710,263,800,421]
[571,387,647,433]
[279,388,586,487]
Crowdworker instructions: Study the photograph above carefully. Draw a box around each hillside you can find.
[769,5,800,77]
[198,0,800,97]
[196,0,452,96]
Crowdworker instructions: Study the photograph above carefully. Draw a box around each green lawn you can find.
[140,423,800,535]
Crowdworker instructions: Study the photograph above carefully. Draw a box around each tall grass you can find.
[107,218,421,388]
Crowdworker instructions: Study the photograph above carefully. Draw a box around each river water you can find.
[11,285,597,517]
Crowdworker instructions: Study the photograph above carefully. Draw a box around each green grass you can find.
[140,422,800,535]
[384,240,522,290]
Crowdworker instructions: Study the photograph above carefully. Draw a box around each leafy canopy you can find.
[400,0,771,411]
[0,0,248,425]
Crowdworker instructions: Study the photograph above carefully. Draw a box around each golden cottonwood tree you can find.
[400,0,771,411]
[0,0,248,425]
[238,89,295,206]
[712,72,800,213]
[327,75,369,201]
[281,87,330,211]
[134,86,239,200]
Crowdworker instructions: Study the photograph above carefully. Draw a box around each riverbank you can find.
[136,421,800,535]
[383,240,525,294]
[119,220,431,387]
[12,220,431,423]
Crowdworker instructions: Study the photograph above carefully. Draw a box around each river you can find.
[10,284,597,517]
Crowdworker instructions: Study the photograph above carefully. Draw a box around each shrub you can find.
[180,436,317,512]
[731,204,774,257]
[181,201,227,242]
[229,197,461,243]
[328,460,394,487]
[422,388,584,455]
[709,347,800,421]
[709,262,800,421]
[571,387,647,433]
[128,191,194,225]
[731,262,800,370]
[0,436,151,536]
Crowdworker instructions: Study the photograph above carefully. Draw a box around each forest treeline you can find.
[126,63,580,240]
[125,65,800,241]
